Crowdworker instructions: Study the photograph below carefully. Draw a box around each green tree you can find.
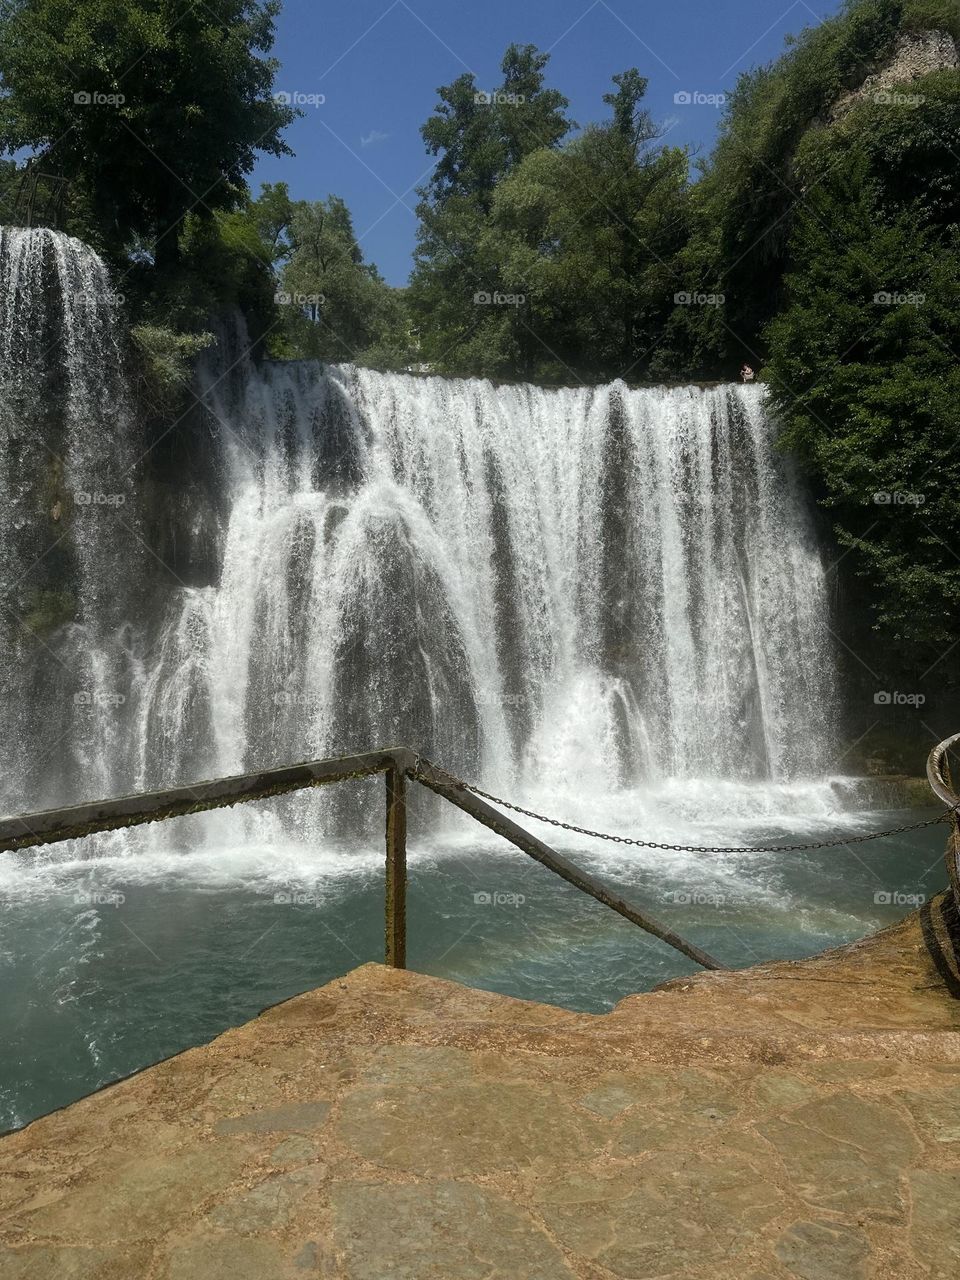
[603,68,651,146]
[766,73,960,655]
[251,181,296,263]
[675,0,960,372]
[409,43,572,373]
[0,0,295,273]
[433,69,689,381]
[276,196,409,366]
[0,157,19,222]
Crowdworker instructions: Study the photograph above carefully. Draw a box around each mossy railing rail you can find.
[0,746,722,972]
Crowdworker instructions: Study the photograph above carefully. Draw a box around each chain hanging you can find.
[414,765,960,855]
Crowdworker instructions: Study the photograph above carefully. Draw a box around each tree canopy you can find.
[0,0,294,270]
[271,191,409,365]
[765,62,960,655]
[407,43,573,376]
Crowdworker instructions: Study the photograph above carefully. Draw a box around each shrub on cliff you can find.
[130,326,214,417]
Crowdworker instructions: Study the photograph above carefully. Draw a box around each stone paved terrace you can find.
[2,902,960,1280]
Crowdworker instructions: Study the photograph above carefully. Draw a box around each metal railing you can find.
[923,733,960,997]
[0,746,722,972]
[927,732,960,903]
[4,738,959,983]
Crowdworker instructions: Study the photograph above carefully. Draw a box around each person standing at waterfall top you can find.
[741,365,755,383]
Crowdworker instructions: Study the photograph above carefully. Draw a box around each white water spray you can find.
[136,361,836,805]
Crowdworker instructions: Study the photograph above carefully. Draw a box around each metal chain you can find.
[419,766,960,854]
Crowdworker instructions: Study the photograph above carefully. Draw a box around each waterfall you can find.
[0,228,139,809]
[0,231,837,829]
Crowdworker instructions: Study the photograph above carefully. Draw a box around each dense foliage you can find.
[407,0,959,387]
[407,43,574,377]
[765,66,960,654]
[0,0,294,267]
[410,64,692,381]
[672,0,960,371]
[271,189,409,365]
[714,0,960,656]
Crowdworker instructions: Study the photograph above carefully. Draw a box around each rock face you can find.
[0,900,959,1279]
[831,29,960,118]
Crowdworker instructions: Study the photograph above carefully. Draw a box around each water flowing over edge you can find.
[0,228,851,863]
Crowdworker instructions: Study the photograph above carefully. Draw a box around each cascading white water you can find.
[133,360,836,810]
[0,228,137,808]
[0,230,837,830]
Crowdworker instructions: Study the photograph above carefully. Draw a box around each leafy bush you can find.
[130,325,214,415]
[677,0,958,368]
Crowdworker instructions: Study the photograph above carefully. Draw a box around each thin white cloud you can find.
[361,129,390,148]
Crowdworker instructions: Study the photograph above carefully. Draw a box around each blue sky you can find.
[254,0,846,285]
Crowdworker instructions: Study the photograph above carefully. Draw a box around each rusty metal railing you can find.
[0,746,722,972]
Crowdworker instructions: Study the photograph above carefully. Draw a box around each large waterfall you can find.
[0,229,836,829]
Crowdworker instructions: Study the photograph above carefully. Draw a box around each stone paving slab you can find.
[1,906,960,1278]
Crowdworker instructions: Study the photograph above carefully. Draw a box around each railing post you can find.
[385,764,407,968]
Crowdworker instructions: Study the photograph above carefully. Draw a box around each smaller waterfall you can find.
[0,228,139,809]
